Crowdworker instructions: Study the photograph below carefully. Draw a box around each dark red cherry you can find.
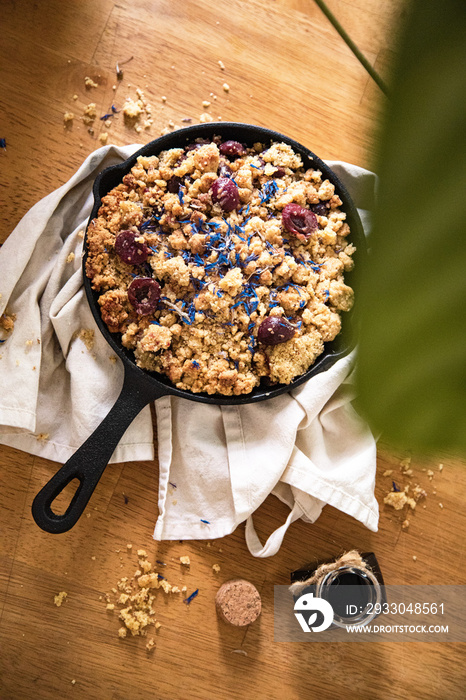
[210,177,239,212]
[167,175,181,193]
[219,140,247,157]
[311,201,331,216]
[115,229,150,265]
[282,204,318,241]
[127,277,160,315]
[257,317,296,345]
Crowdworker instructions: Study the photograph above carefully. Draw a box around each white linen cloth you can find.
[0,144,379,556]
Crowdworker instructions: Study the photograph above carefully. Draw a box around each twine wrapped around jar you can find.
[289,550,371,596]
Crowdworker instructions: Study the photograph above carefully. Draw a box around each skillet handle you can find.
[31,364,165,534]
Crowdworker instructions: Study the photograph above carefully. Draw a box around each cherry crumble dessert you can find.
[85,138,355,395]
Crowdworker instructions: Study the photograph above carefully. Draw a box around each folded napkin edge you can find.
[0,431,154,466]
[153,516,243,541]
[0,406,36,432]
[284,462,379,532]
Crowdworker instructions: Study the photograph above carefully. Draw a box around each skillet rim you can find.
[82,122,366,405]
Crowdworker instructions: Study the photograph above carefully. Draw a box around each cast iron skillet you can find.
[32,122,366,534]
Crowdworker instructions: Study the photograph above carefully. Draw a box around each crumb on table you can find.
[123,98,143,120]
[122,89,153,131]
[383,490,416,511]
[54,591,68,607]
[412,484,427,500]
[199,112,213,123]
[82,103,97,125]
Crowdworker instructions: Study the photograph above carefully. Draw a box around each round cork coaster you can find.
[215,579,262,627]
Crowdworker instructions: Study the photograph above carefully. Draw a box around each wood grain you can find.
[1,1,465,699]
[0,0,388,241]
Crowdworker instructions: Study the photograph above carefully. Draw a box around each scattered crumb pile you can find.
[63,58,230,141]
[383,457,444,561]
[382,455,444,512]
[382,455,446,545]
[103,549,190,651]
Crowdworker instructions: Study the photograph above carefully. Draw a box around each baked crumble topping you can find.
[85,137,355,395]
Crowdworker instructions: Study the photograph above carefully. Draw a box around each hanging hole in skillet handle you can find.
[49,478,81,516]
[31,363,167,534]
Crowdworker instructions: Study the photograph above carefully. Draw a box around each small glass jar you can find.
[316,564,383,628]
[291,551,386,628]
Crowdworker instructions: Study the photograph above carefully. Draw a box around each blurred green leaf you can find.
[356,0,466,453]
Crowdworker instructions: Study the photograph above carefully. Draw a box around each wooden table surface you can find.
[1,1,465,699]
